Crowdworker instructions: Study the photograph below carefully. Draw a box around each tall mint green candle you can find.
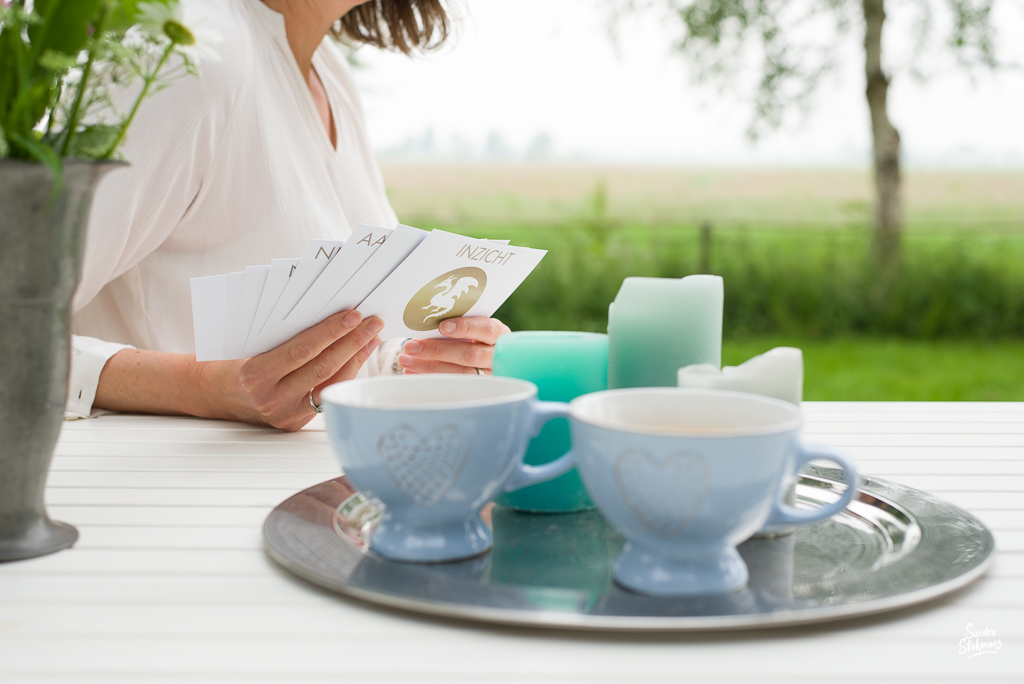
[492,331,608,512]
[607,275,723,389]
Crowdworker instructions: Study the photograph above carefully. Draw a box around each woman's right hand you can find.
[208,310,383,431]
[94,310,382,431]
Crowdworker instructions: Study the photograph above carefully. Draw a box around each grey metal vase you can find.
[0,159,122,562]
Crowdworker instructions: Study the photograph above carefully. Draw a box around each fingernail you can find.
[403,339,422,354]
[398,353,414,367]
[439,320,456,334]
[344,311,361,327]
[367,337,381,353]
[367,317,384,334]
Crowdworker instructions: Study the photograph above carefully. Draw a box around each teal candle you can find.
[607,275,723,389]
[492,331,608,512]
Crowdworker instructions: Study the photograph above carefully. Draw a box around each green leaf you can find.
[0,122,9,158]
[108,0,174,34]
[10,129,64,197]
[9,78,53,136]
[37,48,79,72]
[28,0,100,72]
[67,123,121,159]
[0,10,30,124]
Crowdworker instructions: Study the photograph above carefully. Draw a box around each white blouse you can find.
[67,0,401,419]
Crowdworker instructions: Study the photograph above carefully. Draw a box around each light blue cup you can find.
[569,388,859,596]
[321,375,576,562]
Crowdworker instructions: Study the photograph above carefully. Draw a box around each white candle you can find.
[607,275,724,389]
[677,347,803,405]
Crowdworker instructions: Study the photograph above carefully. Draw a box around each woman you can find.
[68,0,508,432]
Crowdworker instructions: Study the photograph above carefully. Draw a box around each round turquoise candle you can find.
[492,331,608,513]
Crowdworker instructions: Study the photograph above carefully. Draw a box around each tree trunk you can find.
[862,0,902,268]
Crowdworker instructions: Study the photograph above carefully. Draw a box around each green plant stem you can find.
[100,43,172,159]
[44,81,61,138]
[60,3,109,157]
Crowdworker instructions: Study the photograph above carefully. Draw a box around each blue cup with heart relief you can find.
[569,387,859,596]
[320,375,576,562]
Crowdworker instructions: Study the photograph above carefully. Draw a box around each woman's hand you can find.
[94,310,382,432]
[217,310,383,431]
[397,317,510,375]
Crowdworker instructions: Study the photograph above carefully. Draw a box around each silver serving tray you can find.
[263,466,994,631]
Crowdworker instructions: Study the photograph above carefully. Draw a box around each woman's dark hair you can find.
[334,0,451,55]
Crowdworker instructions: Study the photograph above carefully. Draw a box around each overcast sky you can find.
[353,0,1024,167]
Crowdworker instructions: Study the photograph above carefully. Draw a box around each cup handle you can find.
[502,401,576,492]
[766,441,860,526]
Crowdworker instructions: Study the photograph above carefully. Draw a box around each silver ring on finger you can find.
[475,367,485,376]
[309,388,323,413]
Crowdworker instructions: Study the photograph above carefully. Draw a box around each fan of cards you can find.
[190,224,546,361]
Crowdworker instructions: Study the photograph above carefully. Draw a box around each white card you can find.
[225,265,269,360]
[220,271,246,360]
[191,274,230,362]
[303,224,428,327]
[285,225,393,328]
[242,257,300,357]
[255,239,346,349]
[264,239,345,326]
[356,230,546,340]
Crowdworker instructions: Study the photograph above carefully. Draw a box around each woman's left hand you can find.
[397,317,510,375]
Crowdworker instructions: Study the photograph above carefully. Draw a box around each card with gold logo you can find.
[356,230,546,340]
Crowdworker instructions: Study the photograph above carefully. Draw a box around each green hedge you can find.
[442,221,1024,339]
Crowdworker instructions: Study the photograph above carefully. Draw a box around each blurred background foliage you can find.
[382,164,1024,400]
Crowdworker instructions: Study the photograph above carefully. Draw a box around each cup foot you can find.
[612,542,748,596]
[369,513,492,563]
[0,517,78,562]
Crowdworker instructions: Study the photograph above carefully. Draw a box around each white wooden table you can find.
[1,403,1021,682]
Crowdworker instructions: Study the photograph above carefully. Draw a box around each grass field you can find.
[381,163,1024,231]
[379,164,1024,401]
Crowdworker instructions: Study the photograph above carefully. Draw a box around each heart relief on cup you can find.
[320,375,576,563]
[568,388,859,596]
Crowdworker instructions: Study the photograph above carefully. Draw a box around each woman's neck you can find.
[260,0,363,76]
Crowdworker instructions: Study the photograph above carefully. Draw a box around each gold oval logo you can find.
[403,267,487,332]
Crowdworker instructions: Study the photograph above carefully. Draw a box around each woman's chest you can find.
[159,46,391,261]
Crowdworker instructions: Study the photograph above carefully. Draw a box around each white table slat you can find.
[55,429,330,444]
[45,471,336,489]
[45,505,271,527]
[2,404,1022,682]
[3,590,1023,639]
[1,628,1021,680]
[854,460,1024,475]
[805,422,1024,434]
[50,456,338,471]
[54,442,334,457]
[44,487,311,507]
